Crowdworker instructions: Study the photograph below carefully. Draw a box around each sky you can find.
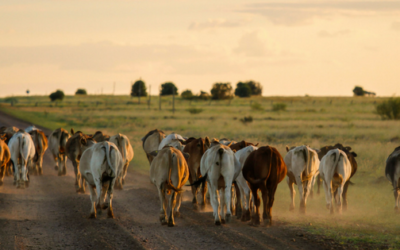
[1,0,400,97]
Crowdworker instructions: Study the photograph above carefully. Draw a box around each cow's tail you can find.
[330,149,343,186]
[119,134,127,164]
[33,131,40,162]
[104,143,117,178]
[167,149,182,192]
[19,135,27,168]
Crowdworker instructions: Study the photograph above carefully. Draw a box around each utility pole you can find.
[159,85,162,111]
[148,85,151,110]
[172,87,175,114]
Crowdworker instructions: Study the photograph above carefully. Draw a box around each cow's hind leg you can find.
[157,185,167,225]
[88,185,97,219]
[287,177,295,211]
[209,182,221,225]
[264,183,278,226]
[220,187,226,224]
[97,181,110,214]
[174,192,182,217]
[342,181,350,211]
[0,165,5,186]
[249,185,260,226]
[316,174,321,195]
[107,178,116,219]
[199,181,208,210]
[168,191,177,227]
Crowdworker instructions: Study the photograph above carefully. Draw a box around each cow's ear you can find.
[351,152,357,157]
[150,150,158,157]
[179,139,186,145]
[227,141,233,147]
[205,136,211,148]
[345,146,352,151]
[71,128,75,135]
[255,143,259,146]
[286,146,290,152]
[80,137,87,145]
[183,152,190,161]
[232,149,237,153]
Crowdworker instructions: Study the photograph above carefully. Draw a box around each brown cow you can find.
[28,130,48,175]
[92,131,110,142]
[66,129,96,193]
[183,137,210,210]
[142,129,166,164]
[317,143,357,211]
[242,146,287,226]
[0,137,11,186]
[230,140,259,152]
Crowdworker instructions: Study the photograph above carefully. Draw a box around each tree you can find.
[131,80,147,97]
[353,86,365,96]
[247,81,262,96]
[161,82,178,96]
[198,91,210,100]
[75,89,87,95]
[181,90,193,100]
[211,83,233,100]
[49,90,65,101]
[234,82,252,97]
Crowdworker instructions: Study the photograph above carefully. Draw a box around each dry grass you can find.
[1,95,400,247]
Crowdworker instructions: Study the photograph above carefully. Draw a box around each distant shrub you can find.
[187,108,203,114]
[75,89,87,95]
[251,102,264,111]
[376,98,400,120]
[211,83,233,100]
[3,97,18,103]
[181,90,194,100]
[131,79,147,97]
[161,82,178,96]
[272,103,286,112]
[235,82,251,97]
[49,90,65,101]
[240,116,253,124]
[198,91,210,100]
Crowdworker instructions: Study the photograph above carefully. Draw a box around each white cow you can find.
[79,141,123,219]
[158,133,185,150]
[109,134,134,189]
[319,149,351,214]
[150,145,189,227]
[8,131,35,188]
[196,143,241,225]
[48,128,70,176]
[25,125,38,133]
[284,145,320,213]
[234,145,258,221]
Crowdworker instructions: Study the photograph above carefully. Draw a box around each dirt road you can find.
[0,111,340,250]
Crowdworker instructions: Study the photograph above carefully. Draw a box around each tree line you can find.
[130,80,263,100]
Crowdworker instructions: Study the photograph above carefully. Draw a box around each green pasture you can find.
[1,94,400,248]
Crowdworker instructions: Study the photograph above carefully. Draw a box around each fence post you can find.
[148,85,151,110]
[159,86,162,111]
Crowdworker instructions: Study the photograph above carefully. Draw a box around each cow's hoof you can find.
[193,203,199,211]
[200,204,206,211]
[55,166,58,170]
[225,214,231,223]
[160,218,167,225]
[168,221,175,227]
[289,205,295,211]
[107,210,114,219]
[58,172,63,176]
[0,180,3,186]
[25,181,29,188]
[173,211,180,217]
[326,204,330,210]
[215,220,221,226]
[221,219,226,224]
[101,203,109,210]
[88,213,96,219]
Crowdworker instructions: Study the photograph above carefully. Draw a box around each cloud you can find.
[233,31,286,57]
[238,1,400,26]
[318,29,352,38]
[392,21,400,31]
[188,19,241,31]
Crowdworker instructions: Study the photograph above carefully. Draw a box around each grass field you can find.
[1,94,400,249]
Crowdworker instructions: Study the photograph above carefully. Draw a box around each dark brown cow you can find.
[230,140,259,152]
[183,137,210,210]
[0,137,11,186]
[142,129,166,164]
[66,129,96,193]
[28,130,48,175]
[242,146,287,226]
[317,143,357,210]
[92,131,110,142]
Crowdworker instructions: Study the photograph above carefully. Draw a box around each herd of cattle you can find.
[0,126,399,227]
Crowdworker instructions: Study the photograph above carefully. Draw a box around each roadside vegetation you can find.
[1,94,399,248]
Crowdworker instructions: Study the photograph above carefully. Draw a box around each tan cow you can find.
[142,129,165,164]
[149,146,189,227]
[0,137,11,186]
[79,141,123,219]
[66,129,96,193]
[48,128,70,176]
[109,133,134,189]
[183,137,210,210]
[28,129,48,175]
[92,131,110,142]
